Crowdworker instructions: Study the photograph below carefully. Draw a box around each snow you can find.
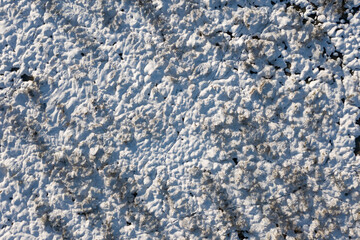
[0,0,360,239]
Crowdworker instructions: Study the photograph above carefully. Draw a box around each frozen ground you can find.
[0,0,360,239]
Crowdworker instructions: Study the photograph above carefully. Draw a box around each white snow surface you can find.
[1,0,360,239]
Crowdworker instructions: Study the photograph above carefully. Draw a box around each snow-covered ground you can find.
[1,0,360,239]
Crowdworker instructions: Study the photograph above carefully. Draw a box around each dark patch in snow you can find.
[225,31,234,39]
[21,74,34,82]
[355,136,360,156]
[330,51,343,61]
[238,230,249,239]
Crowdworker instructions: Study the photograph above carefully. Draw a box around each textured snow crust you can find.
[1,0,360,239]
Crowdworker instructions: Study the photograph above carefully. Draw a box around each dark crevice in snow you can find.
[20,74,34,82]
[355,136,360,156]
